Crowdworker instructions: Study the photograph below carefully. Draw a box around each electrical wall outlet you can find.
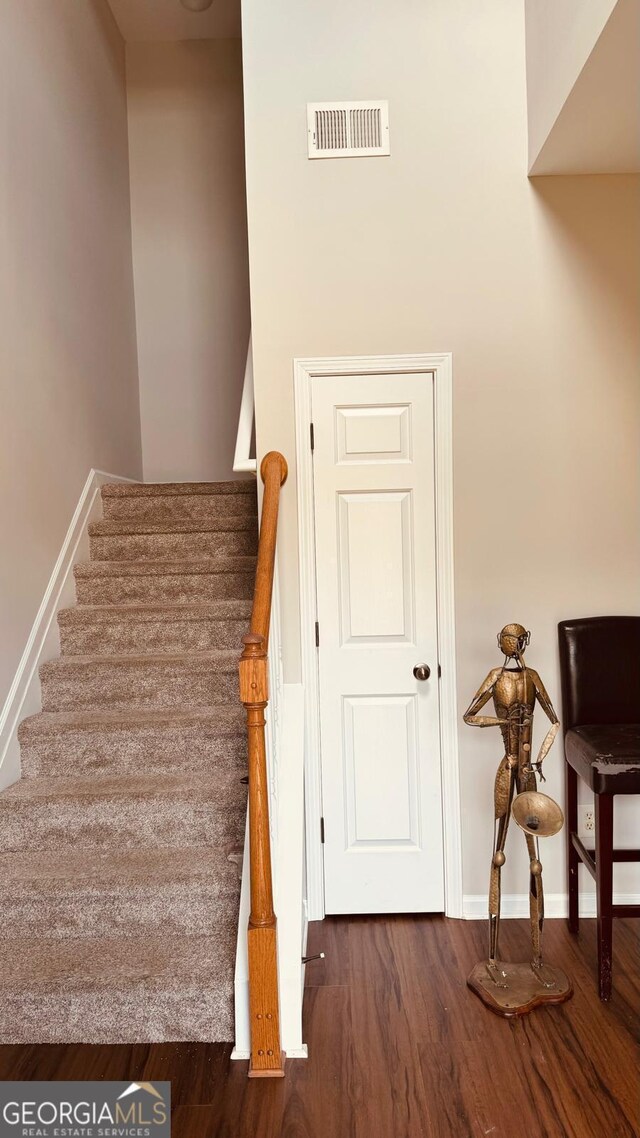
[579,806,595,836]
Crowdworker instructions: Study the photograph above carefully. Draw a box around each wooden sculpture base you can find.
[468,960,573,1017]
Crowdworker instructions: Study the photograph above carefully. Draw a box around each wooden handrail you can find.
[239,451,287,1078]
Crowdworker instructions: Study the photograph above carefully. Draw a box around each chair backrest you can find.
[558,616,640,731]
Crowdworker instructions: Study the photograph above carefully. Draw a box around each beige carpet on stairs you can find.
[0,480,256,1043]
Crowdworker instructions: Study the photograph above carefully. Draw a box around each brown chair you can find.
[558,616,640,1000]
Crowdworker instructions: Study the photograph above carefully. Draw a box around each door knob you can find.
[413,664,431,681]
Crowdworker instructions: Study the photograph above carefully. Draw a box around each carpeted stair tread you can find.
[0,931,238,993]
[75,556,256,578]
[0,844,240,888]
[0,771,246,853]
[58,600,250,655]
[40,649,239,669]
[19,707,247,778]
[0,846,241,930]
[59,600,252,624]
[74,560,256,604]
[20,704,245,736]
[0,932,238,1042]
[0,846,242,941]
[89,532,256,562]
[101,481,256,498]
[58,602,251,655]
[42,648,237,663]
[40,651,239,713]
[0,769,239,799]
[102,482,257,525]
[89,518,256,536]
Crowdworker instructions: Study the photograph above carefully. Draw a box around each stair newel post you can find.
[239,450,287,1078]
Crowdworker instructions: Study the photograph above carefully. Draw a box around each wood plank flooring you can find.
[0,915,636,1137]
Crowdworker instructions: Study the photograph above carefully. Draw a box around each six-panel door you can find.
[312,373,445,913]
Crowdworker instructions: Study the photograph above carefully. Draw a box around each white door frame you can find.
[294,353,462,921]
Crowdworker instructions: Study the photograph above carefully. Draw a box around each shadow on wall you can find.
[530,174,640,889]
[525,173,640,609]
[530,174,639,351]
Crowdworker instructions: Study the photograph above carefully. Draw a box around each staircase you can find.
[0,480,257,1043]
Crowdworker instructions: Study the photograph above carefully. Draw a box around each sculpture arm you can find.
[531,670,560,771]
[463,669,506,728]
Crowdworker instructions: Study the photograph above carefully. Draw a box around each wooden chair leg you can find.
[595,793,614,1001]
[566,763,579,933]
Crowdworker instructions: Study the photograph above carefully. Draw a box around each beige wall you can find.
[127,40,251,483]
[525,0,617,168]
[241,0,640,899]
[0,1,141,711]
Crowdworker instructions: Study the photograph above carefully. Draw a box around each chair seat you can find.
[565,724,640,795]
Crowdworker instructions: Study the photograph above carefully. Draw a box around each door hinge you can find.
[320,816,325,843]
[310,422,315,452]
[438,663,442,678]
[315,620,320,647]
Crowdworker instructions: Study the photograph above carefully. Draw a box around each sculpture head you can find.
[498,623,530,660]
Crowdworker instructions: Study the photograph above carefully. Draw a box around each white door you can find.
[312,372,444,914]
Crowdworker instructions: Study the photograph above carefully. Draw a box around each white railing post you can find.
[233,334,257,474]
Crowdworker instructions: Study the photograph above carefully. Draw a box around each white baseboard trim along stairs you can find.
[0,470,137,791]
[0,470,273,1044]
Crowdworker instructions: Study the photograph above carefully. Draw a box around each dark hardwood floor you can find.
[0,915,637,1137]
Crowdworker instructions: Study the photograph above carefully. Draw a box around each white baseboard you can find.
[462,892,640,919]
[232,815,251,1059]
[0,468,138,788]
[275,684,307,1059]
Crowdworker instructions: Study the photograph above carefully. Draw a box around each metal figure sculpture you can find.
[463,624,573,1015]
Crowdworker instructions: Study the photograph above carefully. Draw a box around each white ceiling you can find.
[107,0,241,42]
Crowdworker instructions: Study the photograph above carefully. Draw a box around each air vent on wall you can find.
[307,101,390,159]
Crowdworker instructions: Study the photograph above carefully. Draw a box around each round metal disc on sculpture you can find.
[463,625,573,1016]
[512,791,564,837]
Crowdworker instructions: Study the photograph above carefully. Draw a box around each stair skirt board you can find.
[0,472,258,1044]
[0,469,137,791]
